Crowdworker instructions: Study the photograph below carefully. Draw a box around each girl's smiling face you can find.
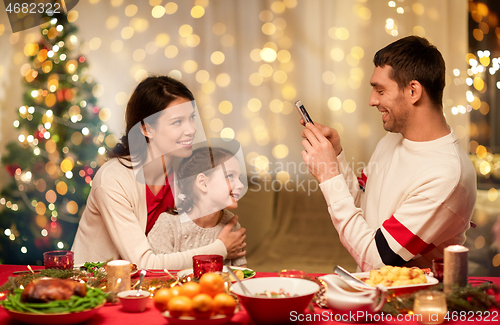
[206,157,244,210]
[144,98,197,159]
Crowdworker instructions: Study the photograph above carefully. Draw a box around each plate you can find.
[4,303,105,325]
[349,272,439,294]
[162,311,233,325]
[177,266,255,281]
[75,262,139,277]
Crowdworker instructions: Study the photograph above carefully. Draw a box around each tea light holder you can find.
[443,245,468,290]
[43,250,74,270]
[192,255,223,278]
[107,260,131,294]
[413,290,447,325]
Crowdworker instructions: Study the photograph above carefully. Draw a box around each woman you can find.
[71,76,246,269]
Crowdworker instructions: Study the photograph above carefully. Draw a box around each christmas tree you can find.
[0,12,114,265]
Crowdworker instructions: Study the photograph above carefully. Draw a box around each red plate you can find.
[4,302,105,325]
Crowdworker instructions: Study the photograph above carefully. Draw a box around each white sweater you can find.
[71,158,227,269]
[147,210,246,266]
[320,130,477,271]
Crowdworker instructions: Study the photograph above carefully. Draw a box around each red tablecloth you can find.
[0,264,498,324]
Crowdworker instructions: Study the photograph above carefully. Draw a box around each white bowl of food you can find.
[231,277,319,325]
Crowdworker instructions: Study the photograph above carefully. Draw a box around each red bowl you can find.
[231,277,319,325]
[117,290,150,313]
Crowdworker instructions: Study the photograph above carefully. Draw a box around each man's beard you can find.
[383,95,408,133]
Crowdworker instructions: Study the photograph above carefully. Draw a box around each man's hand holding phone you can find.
[296,100,342,154]
[301,123,341,183]
[295,100,314,125]
[296,100,342,183]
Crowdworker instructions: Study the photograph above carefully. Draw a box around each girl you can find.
[147,144,247,266]
[72,76,246,269]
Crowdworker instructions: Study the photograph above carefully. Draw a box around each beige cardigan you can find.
[71,158,227,269]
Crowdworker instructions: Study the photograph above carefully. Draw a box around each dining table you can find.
[0,264,498,324]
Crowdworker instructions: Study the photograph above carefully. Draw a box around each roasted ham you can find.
[21,278,87,303]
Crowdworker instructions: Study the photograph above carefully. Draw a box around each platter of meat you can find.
[1,278,106,324]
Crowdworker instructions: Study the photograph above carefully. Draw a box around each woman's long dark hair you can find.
[108,76,195,167]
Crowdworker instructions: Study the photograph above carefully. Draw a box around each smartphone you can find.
[295,100,314,125]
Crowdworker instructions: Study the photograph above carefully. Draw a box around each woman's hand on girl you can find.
[218,215,247,259]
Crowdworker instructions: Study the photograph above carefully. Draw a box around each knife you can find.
[334,265,371,288]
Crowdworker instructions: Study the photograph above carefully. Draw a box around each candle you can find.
[107,260,131,293]
[443,245,468,290]
[413,290,447,325]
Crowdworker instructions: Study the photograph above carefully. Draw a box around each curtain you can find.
[0,0,469,181]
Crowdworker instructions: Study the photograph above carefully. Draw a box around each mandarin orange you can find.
[179,281,201,299]
[191,293,214,318]
[153,288,173,312]
[167,295,193,317]
[199,273,225,297]
[212,293,236,316]
[170,286,182,297]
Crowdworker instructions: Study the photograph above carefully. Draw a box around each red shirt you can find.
[145,175,175,235]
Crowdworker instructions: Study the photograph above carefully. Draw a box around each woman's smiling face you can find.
[145,97,197,159]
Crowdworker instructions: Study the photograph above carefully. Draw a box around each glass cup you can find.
[192,255,223,278]
[432,258,444,282]
[413,290,447,325]
[43,250,74,270]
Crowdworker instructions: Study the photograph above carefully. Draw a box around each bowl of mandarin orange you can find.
[153,273,236,324]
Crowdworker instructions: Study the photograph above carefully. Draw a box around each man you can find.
[301,36,477,271]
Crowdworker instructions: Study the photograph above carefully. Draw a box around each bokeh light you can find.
[219,100,233,114]
[272,144,289,159]
[216,73,231,87]
[165,2,178,14]
[152,5,165,18]
[191,5,205,18]
[261,48,277,62]
[165,45,178,58]
[220,128,235,139]
[211,51,225,65]
[125,4,138,17]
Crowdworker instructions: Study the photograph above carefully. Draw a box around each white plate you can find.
[348,272,438,291]
[75,262,139,277]
[177,266,255,280]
